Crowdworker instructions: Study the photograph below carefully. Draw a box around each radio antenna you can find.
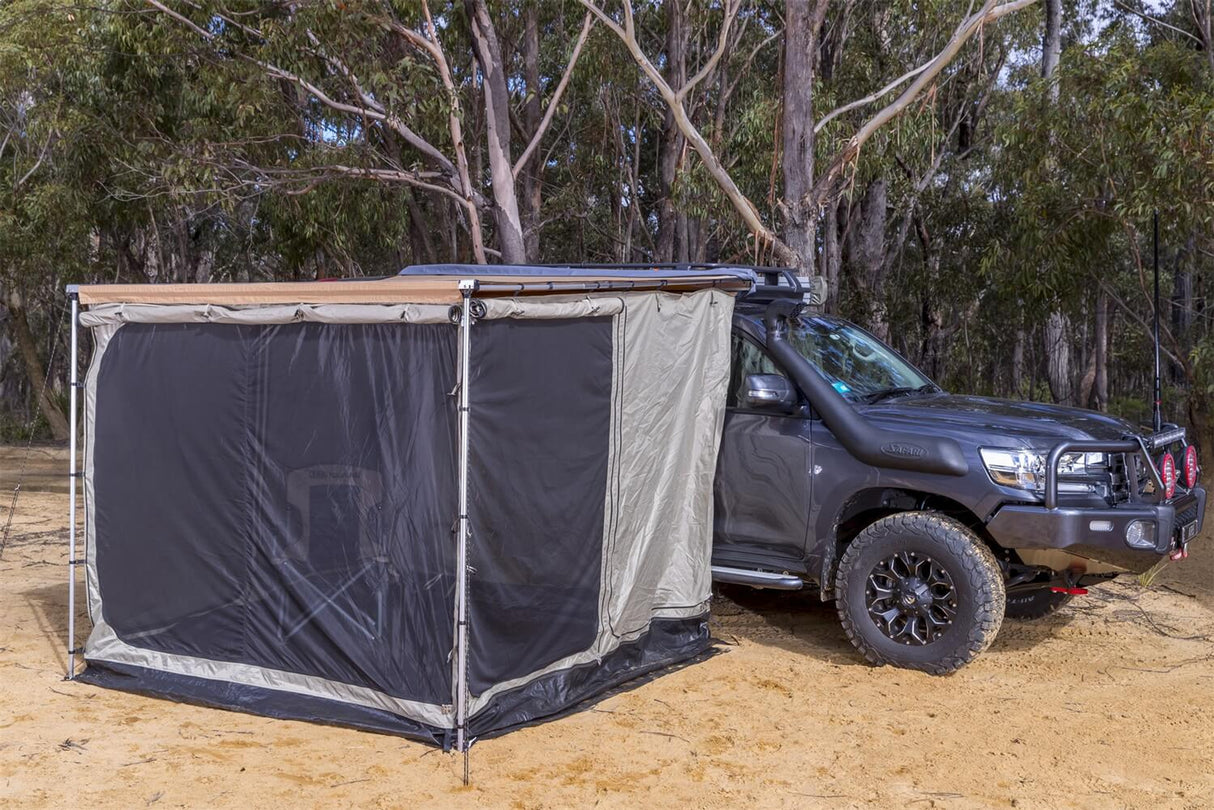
[1152,210,1162,433]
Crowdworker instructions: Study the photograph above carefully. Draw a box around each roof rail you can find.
[530,262,822,305]
[530,262,754,272]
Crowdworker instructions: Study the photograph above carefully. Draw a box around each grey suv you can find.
[712,272,1206,674]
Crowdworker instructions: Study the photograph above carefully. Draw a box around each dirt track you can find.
[2,446,1213,808]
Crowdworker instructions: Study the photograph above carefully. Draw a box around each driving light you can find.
[1184,445,1199,488]
[1125,520,1156,550]
[1160,452,1176,499]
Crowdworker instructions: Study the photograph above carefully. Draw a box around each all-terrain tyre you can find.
[835,511,1005,675]
[1005,588,1073,620]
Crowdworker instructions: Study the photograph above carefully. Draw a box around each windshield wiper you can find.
[864,384,939,404]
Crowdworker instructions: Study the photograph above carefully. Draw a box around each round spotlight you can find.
[1160,452,1176,500]
[1183,445,1199,488]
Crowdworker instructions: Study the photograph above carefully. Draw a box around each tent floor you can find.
[79,615,712,746]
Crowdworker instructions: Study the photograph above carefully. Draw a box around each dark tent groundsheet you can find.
[73,276,738,746]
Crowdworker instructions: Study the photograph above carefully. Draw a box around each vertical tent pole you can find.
[455,279,476,783]
[66,290,79,680]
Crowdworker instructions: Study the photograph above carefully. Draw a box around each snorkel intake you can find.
[763,299,968,477]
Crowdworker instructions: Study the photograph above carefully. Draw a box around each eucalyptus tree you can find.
[991,4,1214,437]
[0,0,105,438]
[142,0,595,264]
[580,0,1041,277]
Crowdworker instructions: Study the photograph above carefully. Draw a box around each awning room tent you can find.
[66,265,751,755]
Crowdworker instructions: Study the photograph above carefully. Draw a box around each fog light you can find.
[1089,520,1114,532]
[1125,520,1157,549]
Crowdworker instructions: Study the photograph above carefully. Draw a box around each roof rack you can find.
[337,262,825,304]
[465,262,825,306]
[738,267,826,307]
[533,262,822,304]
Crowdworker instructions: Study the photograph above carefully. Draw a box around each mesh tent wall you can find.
[69,269,747,749]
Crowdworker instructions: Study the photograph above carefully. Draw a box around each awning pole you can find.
[455,279,476,783]
[66,290,79,680]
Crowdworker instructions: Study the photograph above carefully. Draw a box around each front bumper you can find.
[986,485,1207,572]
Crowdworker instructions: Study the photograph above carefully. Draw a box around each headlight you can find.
[979,448,1107,493]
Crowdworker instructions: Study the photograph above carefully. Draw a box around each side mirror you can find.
[742,374,797,410]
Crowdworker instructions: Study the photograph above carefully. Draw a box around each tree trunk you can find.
[1045,310,1074,405]
[6,295,69,441]
[1041,0,1070,403]
[847,179,889,340]
[406,192,438,264]
[656,1,687,263]
[780,0,818,273]
[1012,329,1026,396]
[521,6,543,259]
[1195,0,1214,78]
[820,200,841,312]
[1093,291,1108,411]
[465,0,528,263]
[1190,391,1214,464]
[1042,0,1061,93]
[1171,234,1194,384]
[1077,349,1096,409]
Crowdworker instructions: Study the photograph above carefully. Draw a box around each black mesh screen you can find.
[466,317,612,693]
[93,322,458,705]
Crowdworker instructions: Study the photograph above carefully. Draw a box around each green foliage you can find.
[2,0,1214,444]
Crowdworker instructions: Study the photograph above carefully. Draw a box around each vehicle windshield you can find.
[785,317,937,403]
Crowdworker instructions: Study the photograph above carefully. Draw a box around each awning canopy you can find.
[74,266,754,306]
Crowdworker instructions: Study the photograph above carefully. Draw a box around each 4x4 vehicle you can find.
[713,270,1206,674]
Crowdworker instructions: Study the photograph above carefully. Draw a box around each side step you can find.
[711,565,803,590]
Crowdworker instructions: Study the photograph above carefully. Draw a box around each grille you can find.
[1108,452,1134,503]
[1175,502,1199,527]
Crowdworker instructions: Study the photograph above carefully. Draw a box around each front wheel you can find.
[835,512,1005,675]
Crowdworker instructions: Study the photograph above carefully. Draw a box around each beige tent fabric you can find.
[79,286,736,730]
[466,289,733,712]
[76,274,749,305]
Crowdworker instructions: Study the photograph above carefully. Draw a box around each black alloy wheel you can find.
[866,550,957,645]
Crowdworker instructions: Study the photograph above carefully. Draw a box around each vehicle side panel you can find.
[713,410,814,571]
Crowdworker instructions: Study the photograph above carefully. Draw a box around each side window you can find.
[727,333,787,408]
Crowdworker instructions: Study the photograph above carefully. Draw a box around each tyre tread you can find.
[1005,589,1073,621]
[834,511,1005,675]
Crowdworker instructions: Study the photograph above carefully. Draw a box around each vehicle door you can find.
[712,330,815,568]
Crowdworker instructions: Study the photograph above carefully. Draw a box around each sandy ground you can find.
[2,445,1213,809]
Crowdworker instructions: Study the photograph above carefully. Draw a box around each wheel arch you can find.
[817,487,1003,596]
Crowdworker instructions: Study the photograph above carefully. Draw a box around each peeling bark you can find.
[465,0,528,264]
